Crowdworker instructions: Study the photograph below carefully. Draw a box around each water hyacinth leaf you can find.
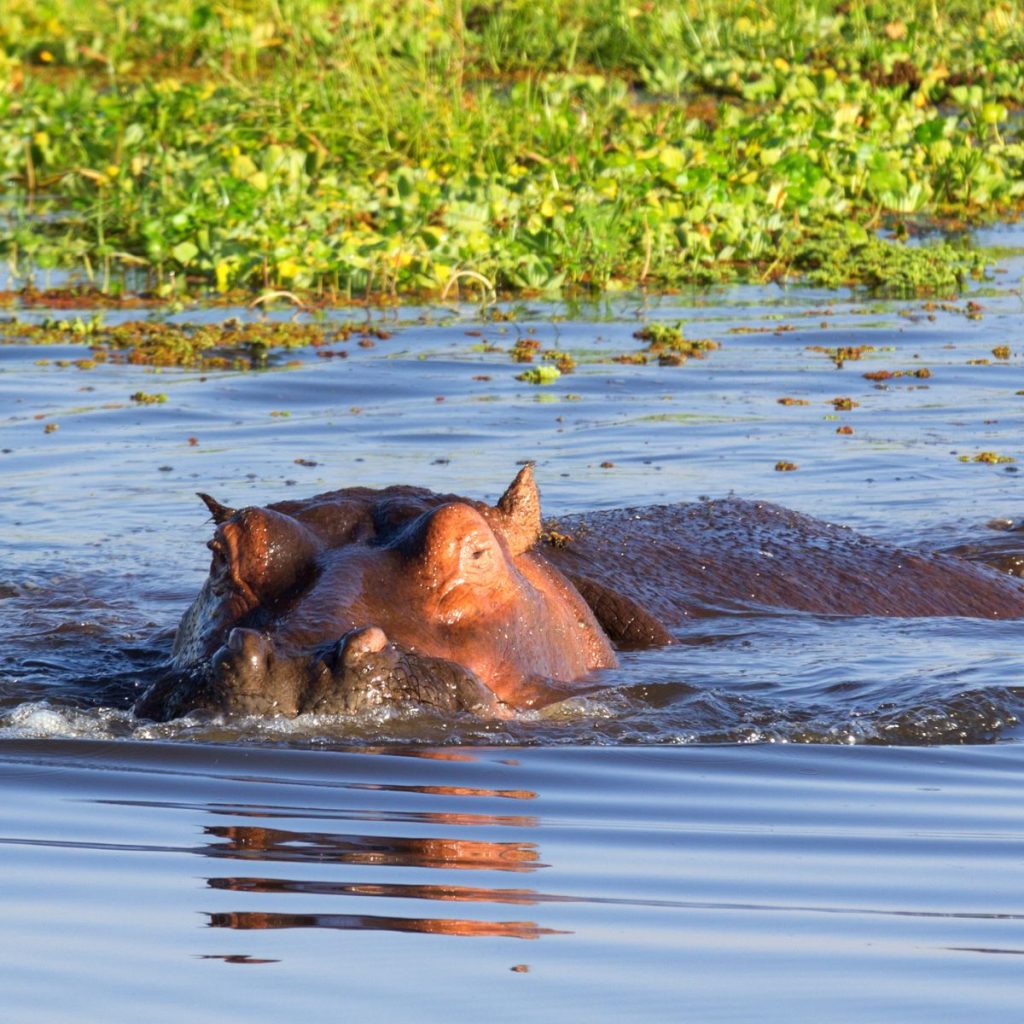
[979,102,1008,125]
[913,118,947,145]
[171,240,199,265]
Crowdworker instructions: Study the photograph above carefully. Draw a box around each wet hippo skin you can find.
[134,467,1024,721]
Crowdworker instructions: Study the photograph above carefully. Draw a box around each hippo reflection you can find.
[134,467,1024,721]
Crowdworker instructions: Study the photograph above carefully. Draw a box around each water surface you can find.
[3,741,1024,1022]
[2,275,1024,1018]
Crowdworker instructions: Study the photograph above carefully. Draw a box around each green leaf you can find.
[913,118,946,145]
[980,102,1008,125]
[171,240,199,265]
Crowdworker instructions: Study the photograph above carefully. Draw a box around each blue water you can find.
[2,274,1024,1019]
[3,741,1024,1022]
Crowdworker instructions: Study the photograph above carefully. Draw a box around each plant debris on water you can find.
[516,364,562,385]
[1,1,1023,298]
[807,344,876,368]
[0,314,358,367]
[863,367,932,381]
[958,451,1015,464]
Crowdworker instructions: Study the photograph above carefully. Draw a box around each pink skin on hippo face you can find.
[280,501,616,705]
[255,498,617,708]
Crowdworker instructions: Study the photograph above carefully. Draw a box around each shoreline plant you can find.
[1,1,1022,297]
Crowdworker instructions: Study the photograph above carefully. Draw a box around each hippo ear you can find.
[495,465,541,555]
[213,507,323,602]
[197,492,237,525]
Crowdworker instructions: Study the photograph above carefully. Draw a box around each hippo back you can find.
[546,499,1024,622]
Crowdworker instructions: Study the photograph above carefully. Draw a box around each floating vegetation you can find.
[777,397,810,406]
[515,365,562,385]
[807,345,876,368]
[632,322,719,363]
[794,233,992,294]
[863,368,932,381]
[541,528,573,549]
[729,325,797,335]
[545,350,577,374]
[506,339,574,373]
[957,451,1016,464]
[0,316,358,368]
[3,1,1020,296]
[830,397,859,411]
[129,391,167,405]
[774,461,799,472]
[510,339,542,363]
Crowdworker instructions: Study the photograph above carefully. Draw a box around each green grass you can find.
[1,1,1023,296]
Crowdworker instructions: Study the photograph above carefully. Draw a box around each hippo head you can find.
[137,468,617,721]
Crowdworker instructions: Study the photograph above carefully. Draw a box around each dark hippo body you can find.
[134,469,1024,722]
[548,499,1024,622]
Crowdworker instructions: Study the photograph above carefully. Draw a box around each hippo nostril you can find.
[338,625,389,669]
[226,628,271,668]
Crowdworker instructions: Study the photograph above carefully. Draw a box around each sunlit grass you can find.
[1,1,1022,296]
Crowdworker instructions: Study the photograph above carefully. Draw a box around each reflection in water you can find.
[99,797,538,829]
[203,825,543,872]
[946,947,1024,956]
[195,802,1024,944]
[4,733,1024,1014]
[198,954,281,965]
[195,785,553,940]
[207,910,562,940]
[210,876,541,905]
[346,782,538,801]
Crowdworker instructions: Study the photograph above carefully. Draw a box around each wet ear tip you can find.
[496,464,541,555]
[512,462,535,485]
[198,492,237,525]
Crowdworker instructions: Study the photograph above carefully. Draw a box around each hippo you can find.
[134,467,1024,721]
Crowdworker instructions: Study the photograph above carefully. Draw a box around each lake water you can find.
[2,266,1024,1020]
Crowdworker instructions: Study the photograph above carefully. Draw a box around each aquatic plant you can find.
[0,314,352,368]
[1,1,1023,295]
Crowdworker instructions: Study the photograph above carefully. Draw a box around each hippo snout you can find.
[216,628,273,683]
[324,625,391,673]
[207,628,306,716]
[308,626,499,717]
[137,623,500,722]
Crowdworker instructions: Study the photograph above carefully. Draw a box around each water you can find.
[2,273,1024,1018]
[3,742,1024,1022]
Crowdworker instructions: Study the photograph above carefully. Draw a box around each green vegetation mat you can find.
[1,1,1022,297]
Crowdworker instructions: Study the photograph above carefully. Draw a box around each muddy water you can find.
[2,271,1024,1019]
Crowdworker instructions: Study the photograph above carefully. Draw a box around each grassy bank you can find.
[1,1,1022,297]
